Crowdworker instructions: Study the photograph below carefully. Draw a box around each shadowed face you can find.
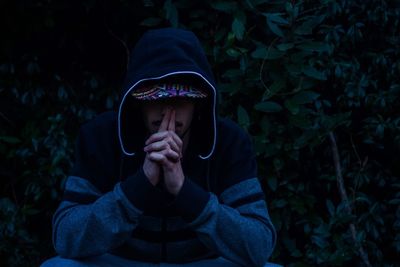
[141,98,195,136]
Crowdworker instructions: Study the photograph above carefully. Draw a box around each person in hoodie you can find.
[41,28,278,267]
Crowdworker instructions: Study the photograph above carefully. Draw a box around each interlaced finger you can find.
[145,131,183,151]
[148,149,180,165]
[144,139,179,154]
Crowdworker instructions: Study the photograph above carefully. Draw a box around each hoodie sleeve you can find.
[52,114,158,258]
[173,119,277,267]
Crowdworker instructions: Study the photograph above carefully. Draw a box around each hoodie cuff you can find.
[174,178,210,222]
[120,168,160,212]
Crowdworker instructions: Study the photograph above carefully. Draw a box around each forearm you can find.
[191,194,276,267]
[53,177,142,258]
[175,178,276,267]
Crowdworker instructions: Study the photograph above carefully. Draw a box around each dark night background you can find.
[1,0,399,266]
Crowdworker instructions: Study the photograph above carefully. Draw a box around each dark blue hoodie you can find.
[119,28,216,159]
[52,28,276,266]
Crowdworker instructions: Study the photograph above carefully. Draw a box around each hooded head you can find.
[118,28,217,159]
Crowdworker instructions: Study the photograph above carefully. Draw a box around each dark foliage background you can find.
[1,0,399,266]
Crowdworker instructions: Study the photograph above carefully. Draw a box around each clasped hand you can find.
[143,108,185,195]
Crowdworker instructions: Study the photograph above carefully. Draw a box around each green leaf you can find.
[285,64,302,76]
[264,13,288,38]
[303,66,327,80]
[0,197,17,213]
[232,17,245,40]
[90,77,98,89]
[312,235,329,249]
[268,176,278,191]
[266,48,286,59]
[237,105,250,130]
[263,13,289,25]
[210,1,237,12]
[262,79,286,100]
[272,199,287,208]
[326,200,335,216]
[222,69,242,79]
[225,32,236,46]
[251,46,285,59]
[140,17,162,26]
[57,86,67,100]
[266,19,284,37]
[294,15,326,35]
[294,22,313,35]
[284,99,299,115]
[164,0,178,27]
[289,114,312,129]
[106,96,114,109]
[297,41,330,53]
[251,47,267,59]
[21,205,41,216]
[388,199,400,205]
[226,48,241,58]
[290,51,311,63]
[277,43,294,51]
[0,136,21,144]
[255,101,283,113]
[291,91,320,104]
[247,0,270,7]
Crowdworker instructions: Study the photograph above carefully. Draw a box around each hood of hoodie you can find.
[118,28,217,159]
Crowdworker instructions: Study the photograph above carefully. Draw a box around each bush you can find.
[1,0,399,266]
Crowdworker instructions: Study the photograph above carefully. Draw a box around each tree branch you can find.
[328,132,372,267]
[0,111,14,126]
